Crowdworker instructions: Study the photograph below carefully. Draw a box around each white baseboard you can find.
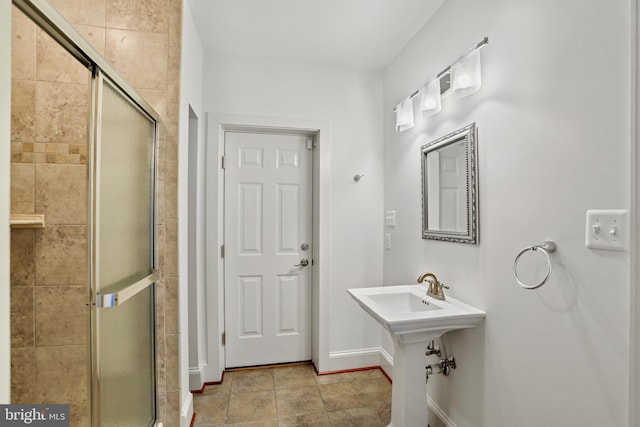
[327,347,383,372]
[189,363,205,391]
[427,395,458,427]
[181,392,193,427]
[379,346,393,378]
[201,359,223,384]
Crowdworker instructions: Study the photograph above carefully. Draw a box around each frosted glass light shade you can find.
[451,48,482,98]
[418,78,442,116]
[395,97,414,132]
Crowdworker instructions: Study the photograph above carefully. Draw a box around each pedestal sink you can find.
[347,284,485,427]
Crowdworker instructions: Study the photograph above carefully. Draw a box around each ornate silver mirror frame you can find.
[421,122,478,244]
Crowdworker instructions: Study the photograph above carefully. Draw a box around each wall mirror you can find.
[421,123,478,244]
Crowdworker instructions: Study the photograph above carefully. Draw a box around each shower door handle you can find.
[96,270,159,308]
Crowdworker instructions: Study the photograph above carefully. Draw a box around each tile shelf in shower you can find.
[10,214,46,229]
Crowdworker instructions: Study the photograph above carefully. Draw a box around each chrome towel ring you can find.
[513,241,557,290]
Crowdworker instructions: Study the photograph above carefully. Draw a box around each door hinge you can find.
[306,138,314,150]
[221,156,225,169]
[222,332,226,346]
[221,244,225,258]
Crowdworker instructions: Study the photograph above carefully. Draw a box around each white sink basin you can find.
[348,284,485,341]
[366,292,442,313]
[348,284,485,427]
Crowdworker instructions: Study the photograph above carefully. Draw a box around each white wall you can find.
[383,0,631,426]
[178,1,205,424]
[202,53,385,369]
[0,0,11,404]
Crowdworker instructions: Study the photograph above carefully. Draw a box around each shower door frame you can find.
[11,0,161,425]
[89,69,159,426]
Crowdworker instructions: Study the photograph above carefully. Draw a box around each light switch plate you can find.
[385,210,396,227]
[385,233,391,250]
[585,209,628,251]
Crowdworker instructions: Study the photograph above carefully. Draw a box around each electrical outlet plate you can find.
[585,209,628,251]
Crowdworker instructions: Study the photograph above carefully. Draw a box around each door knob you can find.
[294,258,309,267]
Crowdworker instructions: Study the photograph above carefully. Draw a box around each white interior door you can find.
[224,131,312,367]
[438,141,467,232]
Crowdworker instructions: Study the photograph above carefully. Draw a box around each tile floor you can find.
[192,363,392,426]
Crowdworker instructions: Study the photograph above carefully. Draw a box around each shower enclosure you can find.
[11,1,159,425]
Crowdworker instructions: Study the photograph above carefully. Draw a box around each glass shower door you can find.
[90,72,158,426]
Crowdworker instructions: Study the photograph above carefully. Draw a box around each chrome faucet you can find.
[417,272,449,300]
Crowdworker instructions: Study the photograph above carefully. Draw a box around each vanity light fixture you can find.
[418,77,442,116]
[395,96,415,132]
[394,37,488,132]
[451,48,482,98]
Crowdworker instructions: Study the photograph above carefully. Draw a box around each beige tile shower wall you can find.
[10,0,182,425]
[11,8,89,166]
[10,6,90,427]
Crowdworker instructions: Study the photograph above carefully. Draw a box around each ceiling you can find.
[186,0,445,70]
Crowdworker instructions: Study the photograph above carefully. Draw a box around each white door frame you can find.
[204,113,331,382]
[631,1,639,424]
